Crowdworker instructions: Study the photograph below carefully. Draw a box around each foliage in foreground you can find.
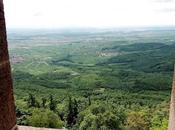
[27,109,63,128]
[16,94,169,130]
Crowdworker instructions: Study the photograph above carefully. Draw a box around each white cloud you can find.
[153,0,175,3]
[3,0,175,28]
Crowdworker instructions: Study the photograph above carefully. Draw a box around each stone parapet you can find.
[0,0,17,129]
[168,66,175,130]
[18,126,67,130]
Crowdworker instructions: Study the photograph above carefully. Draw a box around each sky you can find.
[4,0,175,28]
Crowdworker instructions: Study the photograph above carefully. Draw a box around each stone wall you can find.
[18,126,67,130]
[0,0,17,129]
[168,66,175,130]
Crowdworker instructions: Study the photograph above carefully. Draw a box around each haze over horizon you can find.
[4,0,175,29]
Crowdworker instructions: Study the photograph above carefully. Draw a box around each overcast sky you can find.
[4,0,175,28]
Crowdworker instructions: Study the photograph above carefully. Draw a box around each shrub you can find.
[27,108,63,128]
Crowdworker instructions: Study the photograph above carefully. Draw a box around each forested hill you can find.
[9,28,174,130]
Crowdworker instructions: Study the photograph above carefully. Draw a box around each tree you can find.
[150,110,168,130]
[67,97,74,127]
[42,97,47,108]
[27,94,36,107]
[49,95,57,111]
[88,96,91,106]
[77,103,125,130]
[73,99,78,119]
[67,97,79,127]
[125,111,151,130]
[27,109,63,128]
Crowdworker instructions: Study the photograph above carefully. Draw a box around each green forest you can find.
[8,28,175,130]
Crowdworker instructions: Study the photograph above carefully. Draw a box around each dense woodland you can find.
[8,28,175,130]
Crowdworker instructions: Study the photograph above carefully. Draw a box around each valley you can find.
[9,27,175,130]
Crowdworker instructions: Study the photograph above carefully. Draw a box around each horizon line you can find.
[6,25,175,30]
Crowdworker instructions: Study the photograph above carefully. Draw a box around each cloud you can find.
[151,0,175,13]
[33,12,43,17]
[153,0,175,3]
[158,8,175,12]
[4,0,175,28]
